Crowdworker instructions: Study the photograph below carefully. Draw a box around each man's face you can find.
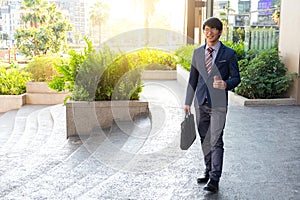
[203,26,222,44]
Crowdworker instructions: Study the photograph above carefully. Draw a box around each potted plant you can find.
[0,64,32,112]
[49,38,149,138]
[126,48,178,80]
[233,47,297,105]
[25,56,69,104]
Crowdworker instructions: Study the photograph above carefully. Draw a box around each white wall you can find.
[279,0,300,104]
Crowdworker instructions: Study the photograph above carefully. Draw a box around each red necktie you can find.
[206,47,214,74]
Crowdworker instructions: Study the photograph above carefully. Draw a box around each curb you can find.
[228,91,296,106]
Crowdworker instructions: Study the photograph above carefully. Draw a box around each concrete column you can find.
[186,0,195,44]
[279,0,300,104]
[206,0,214,18]
[195,1,205,44]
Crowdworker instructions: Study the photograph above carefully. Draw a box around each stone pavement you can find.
[0,80,300,200]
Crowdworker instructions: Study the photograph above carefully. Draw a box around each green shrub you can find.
[5,62,19,69]
[26,56,67,82]
[235,48,296,99]
[222,41,246,60]
[49,39,143,101]
[72,47,143,101]
[126,48,177,70]
[97,50,143,101]
[0,66,32,95]
[49,37,94,93]
[174,44,198,71]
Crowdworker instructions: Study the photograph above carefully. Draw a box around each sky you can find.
[89,0,185,32]
[90,0,186,47]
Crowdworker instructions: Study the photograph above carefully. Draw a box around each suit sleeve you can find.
[185,52,199,106]
[225,51,241,90]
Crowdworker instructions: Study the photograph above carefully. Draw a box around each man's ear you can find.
[218,30,223,38]
[219,30,223,36]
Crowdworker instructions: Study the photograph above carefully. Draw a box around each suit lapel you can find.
[198,46,209,80]
[200,46,208,81]
[210,43,225,76]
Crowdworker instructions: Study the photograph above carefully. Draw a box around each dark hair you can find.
[202,17,223,31]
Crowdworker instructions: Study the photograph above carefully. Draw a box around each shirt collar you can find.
[206,41,221,52]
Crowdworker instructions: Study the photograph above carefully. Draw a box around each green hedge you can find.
[126,48,178,70]
[222,41,246,61]
[49,39,144,101]
[71,46,143,101]
[174,44,198,71]
[235,48,296,99]
[0,66,32,95]
[26,56,67,82]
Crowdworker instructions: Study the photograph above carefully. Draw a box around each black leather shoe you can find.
[197,171,209,184]
[203,179,219,192]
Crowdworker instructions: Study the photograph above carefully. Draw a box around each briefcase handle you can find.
[185,110,192,118]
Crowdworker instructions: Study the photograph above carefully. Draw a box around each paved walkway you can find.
[0,80,300,200]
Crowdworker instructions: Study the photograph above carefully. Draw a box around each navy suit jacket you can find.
[185,42,241,108]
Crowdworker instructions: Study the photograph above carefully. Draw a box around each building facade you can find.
[0,0,90,47]
[257,0,277,26]
[49,0,89,44]
[0,0,22,48]
[214,0,277,27]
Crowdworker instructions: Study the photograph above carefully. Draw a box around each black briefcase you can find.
[180,112,196,150]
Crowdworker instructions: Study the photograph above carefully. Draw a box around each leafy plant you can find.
[0,66,32,95]
[127,48,177,70]
[235,48,296,99]
[222,41,245,61]
[49,37,94,93]
[74,47,143,101]
[72,45,118,101]
[174,44,198,71]
[49,39,143,101]
[4,62,19,70]
[232,27,245,43]
[26,56,67,82]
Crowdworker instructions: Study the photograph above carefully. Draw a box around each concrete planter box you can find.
[0,94,26,113]
[26,82,69,105]
[176,65,189,86]
[229,91,296,106]
[66,100,149,138]
[142,70,177,80]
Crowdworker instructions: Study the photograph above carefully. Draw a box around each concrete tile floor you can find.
[0,80,299,199]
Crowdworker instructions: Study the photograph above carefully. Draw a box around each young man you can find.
[184,17,241,192]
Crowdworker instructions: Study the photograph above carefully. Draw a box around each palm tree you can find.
[21,0,48,28]
[89,1,109,46]
[20,0,49,55]
[16,0,71,56]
